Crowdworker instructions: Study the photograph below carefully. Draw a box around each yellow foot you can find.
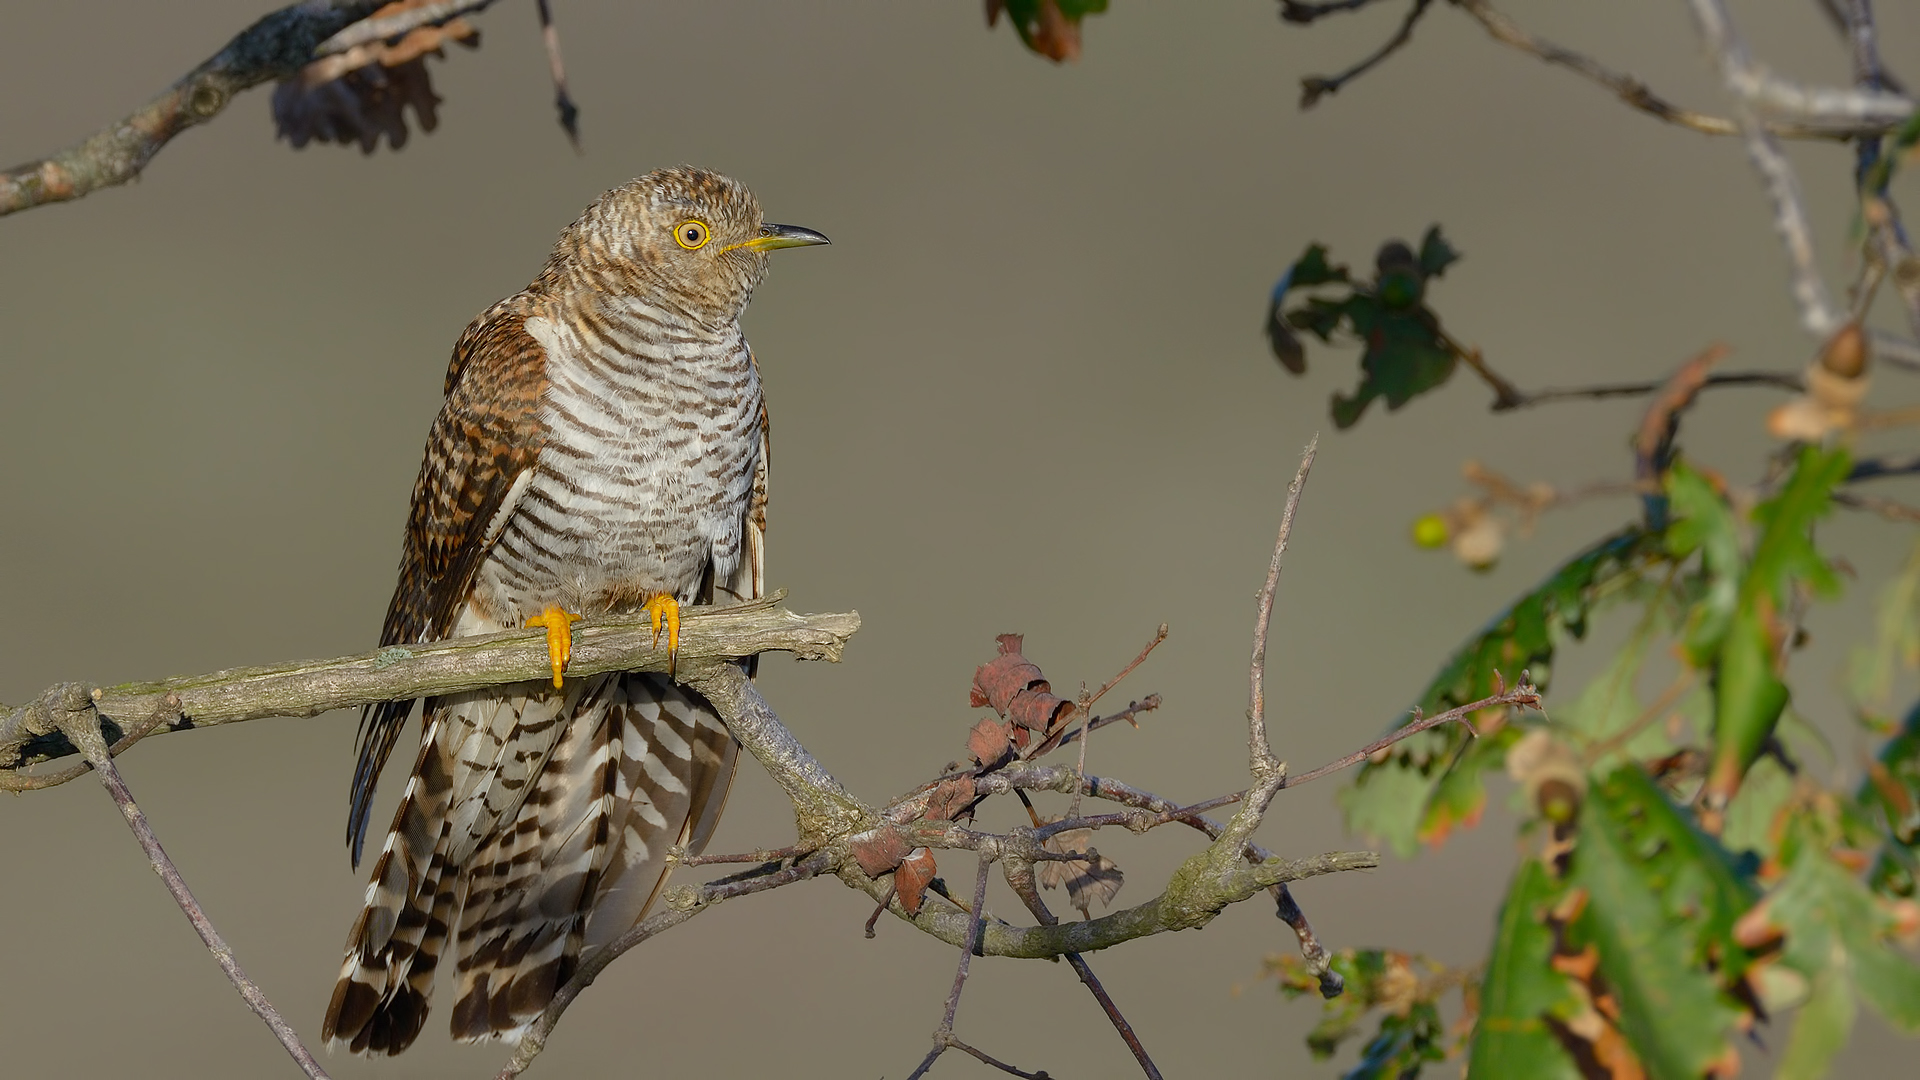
[525,606,582,688]
[642,594,682,677]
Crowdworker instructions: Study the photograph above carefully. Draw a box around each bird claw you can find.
[526,606,581,688]
[643,594,681,677]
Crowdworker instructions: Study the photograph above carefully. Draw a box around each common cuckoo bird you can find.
[321,167,826,1054]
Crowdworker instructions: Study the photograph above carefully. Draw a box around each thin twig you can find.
[1634,345,1728,500]
[1849,453,1920,482]
[51,691,330,1079]
[907,855,998,1080]
[1272,884,1342,998]
[496,853,830,1079]
[1503,369,1802,409]
[1279,0,1388,24]
[1687,0,1847,336]
[1453,0,1749,137]
[1836,490,1920,523]
[1029,679,1534,846]
[1084,624,1168,714]
[1298,0,1434,108]
[534,0,581,150]
[1250,438,1318,778]
[946,1037,1054,1078]
[1052,695,1162,751]
[1002,855,1162,1078]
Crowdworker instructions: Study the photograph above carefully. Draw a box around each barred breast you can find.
[472,292,763,624]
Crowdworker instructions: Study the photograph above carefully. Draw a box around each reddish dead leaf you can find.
[849,826,912,877]
[896,848,938,916]
[969,717,1015,768]
[972,634,1045,713]
[926,777,979,823]
[1007,686,1075,736]
[972,633,1076,737]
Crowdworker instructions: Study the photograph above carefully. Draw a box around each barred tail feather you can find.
[447,673,738,1042]
[323,715,457,1055]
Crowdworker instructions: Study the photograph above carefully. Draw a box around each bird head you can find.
[553,166,828,326]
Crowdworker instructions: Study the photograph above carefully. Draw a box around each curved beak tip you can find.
[748,223,830,251]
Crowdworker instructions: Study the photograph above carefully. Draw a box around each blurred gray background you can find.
[3,2,1916,1076]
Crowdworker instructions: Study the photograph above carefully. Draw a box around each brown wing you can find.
[348,297,550,865]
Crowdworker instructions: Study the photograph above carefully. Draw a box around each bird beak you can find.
[732,223,830,253]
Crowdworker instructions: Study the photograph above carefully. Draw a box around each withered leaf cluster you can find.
[848,635,1128,919]
[273,2,481,154]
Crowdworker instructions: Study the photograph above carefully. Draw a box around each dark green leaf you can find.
[1468,858,1584,1079]
[1746,445,1848,606]
[1703,446,1849,806]
[1416,225,1460,278]
[1568,766,1752,1076]
[1290,242,1350,288]
[1664,463,1741,665]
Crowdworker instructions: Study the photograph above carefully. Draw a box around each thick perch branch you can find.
[0,596,859,781]
[0,0,496,217]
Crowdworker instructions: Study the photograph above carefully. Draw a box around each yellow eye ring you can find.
[674,219,711,250]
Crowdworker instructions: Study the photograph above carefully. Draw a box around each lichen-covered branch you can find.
[0,0,495,216]
[0,596,860,783]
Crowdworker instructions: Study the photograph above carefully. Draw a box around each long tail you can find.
[448,672,738,1043]
[322,714,457,1055]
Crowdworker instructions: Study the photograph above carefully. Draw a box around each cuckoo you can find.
[321,167,827,1055]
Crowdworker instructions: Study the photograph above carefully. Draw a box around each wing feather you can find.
[348,298,549,865]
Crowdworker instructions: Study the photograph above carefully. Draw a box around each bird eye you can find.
[675,219,711,250]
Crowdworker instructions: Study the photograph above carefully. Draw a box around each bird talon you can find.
[526,606,581,688]
[643,595,681,677]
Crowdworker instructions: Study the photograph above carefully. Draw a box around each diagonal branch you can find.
[1685,0,1845,337]
[1298,0,1434,108]
[1452,0,1747,137]
[49,687,331,1078]
[0,0,496,217]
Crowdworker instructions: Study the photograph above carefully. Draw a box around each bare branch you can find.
[1249,438,1317,780]
[1299,0,1434,108]
[1003,849,1162,1078]
[0,1,496,217]
[50,686,330,1078]
[1453,0,1746,137]
[1279,0,1390,24]
[0,596,859,782]
[907,854,998,1080]
[1502,369,1802,408]
[1688,0,1884,335]
[534,0,581,150]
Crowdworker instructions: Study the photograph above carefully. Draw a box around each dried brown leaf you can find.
[969,717,1015,768]
[926,776,979,823]
[895,848,938,916]
[1038,826,1124,918]
[849,826,912,877]
[273,5,480,154]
